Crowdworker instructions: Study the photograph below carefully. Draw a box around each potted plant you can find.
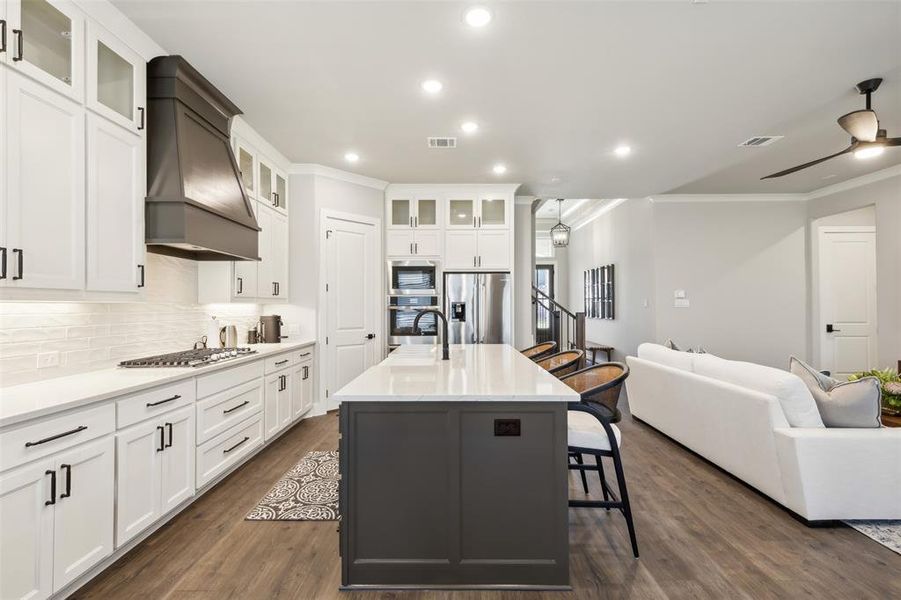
[848,367,901,416]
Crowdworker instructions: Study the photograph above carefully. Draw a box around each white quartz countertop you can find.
[0,340,315,428]
[335,344,579,402]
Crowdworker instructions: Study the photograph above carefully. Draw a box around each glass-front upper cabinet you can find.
[479,195,509,228]
[447,197,475,228]
[414,198,438,228]
[86,22,145,133]
[258,159,273,205]
[389,198,411,228]
[5,0,85,102]
[235,139,256,203]
[274,172,287,212]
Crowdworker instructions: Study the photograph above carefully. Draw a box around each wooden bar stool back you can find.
[520,341,557,361]
[536,350,584,377]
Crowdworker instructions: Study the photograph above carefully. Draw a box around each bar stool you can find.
[561,362,638,558]
[520,341,557,361]
[535,350,584,377]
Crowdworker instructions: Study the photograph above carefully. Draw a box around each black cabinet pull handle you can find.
[223,436,250,454]
[274,359,288,366]
[137,264,145,288]
[156,426,165,452]
[303,365,309,380]
[236,276,243,294]
[223,400,249,415]
[165,422,173,448]
[0,247,6,280]
[137,106,145,130]
[60,464,72,499]
[146,394,180,407]
[25,425,87,447]
[45,470,56,506]
[12,28,22,62]
[414,216,418,228]
[0,20,6,54]
[12,248,23,280]
[409,216,413,228]
[299,352,311,357]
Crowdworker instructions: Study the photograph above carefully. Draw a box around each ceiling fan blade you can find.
[838,110,879,142]
[761,145,855,179]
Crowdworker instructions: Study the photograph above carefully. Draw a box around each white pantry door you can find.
[818,227,878,378]
[324,214,379,409]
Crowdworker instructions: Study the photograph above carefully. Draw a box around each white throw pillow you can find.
[789,357,882,428]
[637,343,694,371]
[692,355,824,428]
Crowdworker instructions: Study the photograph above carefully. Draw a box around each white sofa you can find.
[625,343,901,521]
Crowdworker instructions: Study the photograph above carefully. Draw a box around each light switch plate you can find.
[674,298,690,308]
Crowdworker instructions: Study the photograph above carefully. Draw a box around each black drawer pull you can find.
[223,436,250,454]
[299,352,311,357]
[223,400,249,415]
[60,464,72,499]
[45,470,56,506]
[25,425,87,447]
[12,248,23,280]
[274,359,288,366]
[146,394,181,407]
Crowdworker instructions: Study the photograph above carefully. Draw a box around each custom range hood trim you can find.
[145,56,260,261]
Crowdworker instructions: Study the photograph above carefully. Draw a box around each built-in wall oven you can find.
[387,260,441,348]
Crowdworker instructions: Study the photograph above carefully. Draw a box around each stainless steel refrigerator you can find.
[444,272,512,344]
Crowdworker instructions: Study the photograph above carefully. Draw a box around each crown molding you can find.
[650,194,805,203]
[385,183,521,195]
[514,195,537,205]
[289,164,389,190]
[805,164,901,200]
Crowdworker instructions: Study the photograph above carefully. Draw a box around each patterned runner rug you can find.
[246,450,339,521]
[843,521,901,555]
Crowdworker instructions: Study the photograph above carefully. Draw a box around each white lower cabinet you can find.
[196,413,263,488]
[115,406,195,547]
[292,359,314,420]
[0,436,114,599]
[264,368,293,440]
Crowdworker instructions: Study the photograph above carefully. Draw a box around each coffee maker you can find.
[258,315,286,343]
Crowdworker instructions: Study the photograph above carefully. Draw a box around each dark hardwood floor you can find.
[75,412,900,600]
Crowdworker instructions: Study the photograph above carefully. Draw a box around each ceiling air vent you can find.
[738,135,783,147]
[428,137,457,149]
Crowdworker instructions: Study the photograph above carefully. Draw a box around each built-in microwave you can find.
[387,295,440,346]
[387,260,440,296]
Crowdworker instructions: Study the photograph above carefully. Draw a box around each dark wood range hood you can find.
[145,56,260,261]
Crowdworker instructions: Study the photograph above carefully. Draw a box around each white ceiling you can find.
[114,0,901,198]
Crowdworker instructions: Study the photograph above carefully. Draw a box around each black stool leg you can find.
[574,453,589,494]
[595,455,610,509]
[610,449,639,558]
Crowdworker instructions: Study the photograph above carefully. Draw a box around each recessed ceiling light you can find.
[461,121,479,134]
[493,164,507,175]
[344,152,359,163]
[421,79,443,94]
[853,146,884,160]
[614,145,632,157]
[464,6,492,28]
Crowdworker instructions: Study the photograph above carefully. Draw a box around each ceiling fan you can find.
[762,78,900,179]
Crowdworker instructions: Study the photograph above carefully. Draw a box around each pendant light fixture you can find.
[550,199,571,247]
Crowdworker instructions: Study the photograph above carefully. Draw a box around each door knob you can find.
[366,333,376,340]
[826,324,841,333]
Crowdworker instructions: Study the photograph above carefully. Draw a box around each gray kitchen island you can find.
[334,344,578,590]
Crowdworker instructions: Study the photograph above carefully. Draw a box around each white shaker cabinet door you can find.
[413,229,441,257]
[0,458,54,600]
[233,258,258,300]
[271,211,289,300]
[116,419,162,546]
[159,407,195,514]
[263,371,282,440]
[385,229,413,258]
[443,230,478,269]
[256,204,275,299]
[5,69,85,290]
[292,360,314,419]
[476,230,511,270]
[86,113,143,292]
[51,436,114,593]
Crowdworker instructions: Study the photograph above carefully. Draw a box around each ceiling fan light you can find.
[854,146,884,160]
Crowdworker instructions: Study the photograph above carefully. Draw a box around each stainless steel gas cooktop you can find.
[118,347,256,368]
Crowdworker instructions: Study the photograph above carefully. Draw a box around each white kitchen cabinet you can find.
[444,230,479,269]
[256,204,288,299]
[85,20,146,134]
[446,196,476,229]
[233,254,258,300]
[271,210,289,298]
[388,196,439,229]
[443,229,510,270]
[115,406,195,546]
[86,113,144,292]
[474,230,510,269]
[0,65,7,287]
[385,229,441,258]
[234,138,257,203]
[263,369,292,440]
[0,435,114,599]
[4,0,85,103]
[258,157,288,215]
[292,358,314,420]
[4,69,85,289]
[274,171,288,212]
[478,194,510,229]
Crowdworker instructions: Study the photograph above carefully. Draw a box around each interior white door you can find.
[0,457,54,600]
[325,215,379,408]
[159,407,195,514]
[51,436,114,593]
[86,113,143,292]
[115,419,162,546]
[818,227,878,378]
[6,69,85,289]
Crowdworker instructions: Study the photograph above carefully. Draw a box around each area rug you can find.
[246,450,340,521]
[843,521,901,555]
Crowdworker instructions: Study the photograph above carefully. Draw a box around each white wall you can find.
[513,201,535,348]
[567,199,656,363]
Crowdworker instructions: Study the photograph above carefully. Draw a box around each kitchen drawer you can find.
[196,379,263,444]
[117,380,196,429]
[264,352,295,374]
[196,414,263,488]
[295,346,314,363]
[1,403,115,472]
[196,360,264,399]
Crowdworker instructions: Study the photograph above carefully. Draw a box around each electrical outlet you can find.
[37,351,60,369]
[674,298,690,308]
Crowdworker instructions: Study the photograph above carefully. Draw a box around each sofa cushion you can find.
[568,411,622,451]
[638,343,694,371]
[789,357,882,428]
[692,354,824,428]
